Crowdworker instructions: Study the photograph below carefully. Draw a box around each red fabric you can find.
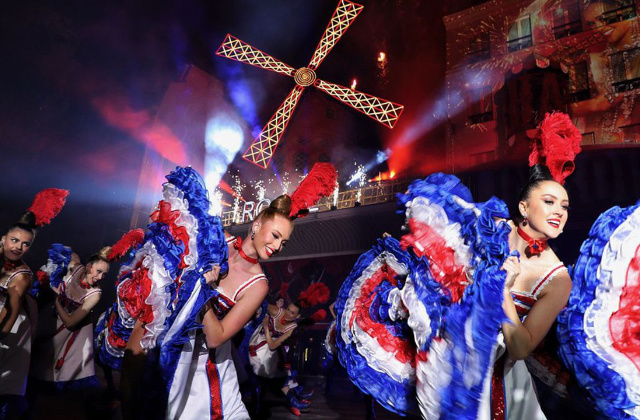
[28,188,69,227]
[55,330,81,372]
[279,282,290,299]
[106,311,128,349]
[150,201,191,268]
[298,282,330,307]
[117,265,154,325]
[233,236,258,264]
[491,354,507,420]
[289,163,337,218]
[36,270,49,287]
[527,112,582,185]
[351,265,416,366]
[401,219,467,303]
[108,228,145,261]
[516,227,547,256]
[610,244,640,372]
[206,352,223,420]
[310,309,327,322]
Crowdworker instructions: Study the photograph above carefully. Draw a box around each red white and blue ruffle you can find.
[558,201,640,419]
[94,166,228,383]
[336,173,511,419]
[37,243,73,292]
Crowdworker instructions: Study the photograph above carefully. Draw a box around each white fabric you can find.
[0,296,34,396]
[166,332,249,420]
[31,304,96,383]
[585,206,640,417]
[416,338,452,420]
[31,269,98,384]
[405,196,474,269]
[339,251,415,385]
[477,337,547,420]
[248,326,286,378]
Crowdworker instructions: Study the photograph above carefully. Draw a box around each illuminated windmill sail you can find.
[216,0,404,169]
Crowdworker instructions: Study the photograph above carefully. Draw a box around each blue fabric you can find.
[557,202,640,419]
[440,206,510,420]
[335,235,418,416]
[156,166,229,395]
[338,173,512,418]
[46,243,73,289]
[399,173,511,419]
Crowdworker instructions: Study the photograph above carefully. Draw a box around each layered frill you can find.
[94,166,228,381]
[37,243,73,291]
[557,202,640,419]
[335,173,511,419]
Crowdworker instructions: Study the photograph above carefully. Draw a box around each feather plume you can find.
[528,112,582,184]
[28,188,69,227]
[107,228,145,261]
[279,282,290,299]
[298,282,330,307]
[289,163,338,218]
[309,309,327,323]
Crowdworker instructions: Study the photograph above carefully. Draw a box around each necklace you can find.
[2,258,22,272]
[233,237,259,265]
[79,275,92,289]
[516,227,547,256]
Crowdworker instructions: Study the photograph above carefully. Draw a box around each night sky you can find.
[0,0,446,274]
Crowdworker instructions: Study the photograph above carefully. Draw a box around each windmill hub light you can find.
[294,67,317,87]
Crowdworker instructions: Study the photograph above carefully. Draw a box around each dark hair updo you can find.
[256,195,293,222]
[512,164,556,225]
[86,246,112,266]
[6,211,37,238]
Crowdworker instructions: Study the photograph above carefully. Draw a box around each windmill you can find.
[216,0,404,169]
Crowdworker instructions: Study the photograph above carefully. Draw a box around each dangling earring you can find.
[251,229,256,241]
[522,212,528,226]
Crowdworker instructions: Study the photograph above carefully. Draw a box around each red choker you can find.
[2,258,23,272]
[79,277,92,289]
[234,237,259,265]
[516,227,547,255]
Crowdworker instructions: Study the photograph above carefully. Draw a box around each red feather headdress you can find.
[107,228,145,261]
[27,188,69,227]
[279,281,290,299]
[309,309,327,323]
[526,112,582,185]
[289,163,338,218]
[297,282,330,308]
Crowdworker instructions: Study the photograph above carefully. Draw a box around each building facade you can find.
[444,0,640,172]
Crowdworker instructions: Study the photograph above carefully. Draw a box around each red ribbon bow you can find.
[516,227,547,255]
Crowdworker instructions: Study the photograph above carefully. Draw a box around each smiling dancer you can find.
[166,163,337,420]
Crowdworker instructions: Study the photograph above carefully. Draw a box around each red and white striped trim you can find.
[232,274,267,302]
[532,264,567,298]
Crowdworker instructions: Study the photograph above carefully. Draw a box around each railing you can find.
[553,20,582,39]
[507,35,532,52]
[220,179,409,226]
[602,4,637,25]
[613,77,640,93]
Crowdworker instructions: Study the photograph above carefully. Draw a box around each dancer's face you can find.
[1,228,33,262]
[252,214,293,260]
[276,298,285,308]
[84,260,109,285]
[584,2,632,47]
[519,181,569,240]
[284,303,300,321]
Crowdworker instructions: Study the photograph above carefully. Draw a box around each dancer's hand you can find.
[501,255,520,291]
[204,265,221,287]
